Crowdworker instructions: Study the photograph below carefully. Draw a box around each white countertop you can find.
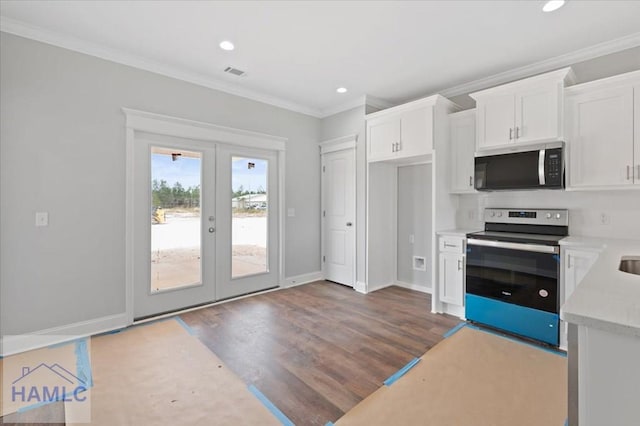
[561,238,640,337]
[437,229,481,237]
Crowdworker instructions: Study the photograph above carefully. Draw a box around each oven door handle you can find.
[467,238,559,254]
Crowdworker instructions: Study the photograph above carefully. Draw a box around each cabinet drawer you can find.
[439,236,465,253]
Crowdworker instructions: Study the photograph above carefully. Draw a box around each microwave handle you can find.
[538,149,546,186]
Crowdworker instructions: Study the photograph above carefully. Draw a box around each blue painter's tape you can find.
[383,357,421,387]
[175,317,195,335]
[75,338,93,388]
[248,385,295,426]
[16,338,93,414]
[443,322,467,338]
[564,418,568,426]
[325,423,335,426]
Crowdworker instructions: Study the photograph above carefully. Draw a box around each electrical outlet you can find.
[35,212,49,227]
[600,213,610,225]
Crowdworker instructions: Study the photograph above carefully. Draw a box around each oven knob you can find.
[497,212,502,218]
[489,211,495,217]
[546,213,552,219]
[555,213,562,220]
[539,289,549,298]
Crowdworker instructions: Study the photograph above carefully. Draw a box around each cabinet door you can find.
[368,118,399,162]
[476,93,515,150]
[450,112,476,193]
[515,83,561,143]
[399,106,433,158]
[564,249,599,303]
[566,86,634,188]
[634,85,640,184]
[439,252,464,306]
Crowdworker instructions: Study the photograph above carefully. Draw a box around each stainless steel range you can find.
[465,208,569,346]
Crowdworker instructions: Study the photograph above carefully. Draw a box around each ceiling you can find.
[1,1,640,117]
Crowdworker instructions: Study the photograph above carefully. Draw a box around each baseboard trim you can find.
[366,282,394,293]
[283,271,323,288]
[354,281,367,294]
[395,281,432,294]
[1,313,128,357]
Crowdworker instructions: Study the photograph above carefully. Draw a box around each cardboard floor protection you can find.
[65,319,280,426]
[336,326,568,426]
[1,339,89,419]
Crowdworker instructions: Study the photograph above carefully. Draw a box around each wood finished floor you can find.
[181,281,461,425]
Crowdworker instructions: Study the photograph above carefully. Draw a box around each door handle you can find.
[346,222,353,227]
[509,128,513,141]
[627,165,631,181]
[469,176,473,187]
[457,259,462,271]
[515,126,520,139]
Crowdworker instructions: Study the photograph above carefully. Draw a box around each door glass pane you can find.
[232,157,268,278]
[150,147,202,292]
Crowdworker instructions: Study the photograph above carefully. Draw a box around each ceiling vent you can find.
[224,66,246,77]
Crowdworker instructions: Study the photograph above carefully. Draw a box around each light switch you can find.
[287,208,295,217]
[35,212,49,227]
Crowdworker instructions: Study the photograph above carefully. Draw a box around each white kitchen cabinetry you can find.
[470,68,575,151]
[366,96,449,163]
[560,247,600,350]
[449,110,476,193]
[436,235,465,318]
[565,71,640,189]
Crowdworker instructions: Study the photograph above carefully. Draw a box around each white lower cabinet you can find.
[560,247,600,349]
[436,235,465,318]
[438,252,464,305]
[576,325,640,426]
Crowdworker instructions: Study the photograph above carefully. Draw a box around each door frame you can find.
[319,134,357,286]
[124,108,287,324]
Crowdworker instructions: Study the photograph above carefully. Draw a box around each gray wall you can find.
[0,33,321,335]
[319,106,367,285]
[397,164,432,288]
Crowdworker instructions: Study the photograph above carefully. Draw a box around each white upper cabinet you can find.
[471,67,575,151]
[366,95,458,163]
[449,109,476,193]
[564,71,640,189]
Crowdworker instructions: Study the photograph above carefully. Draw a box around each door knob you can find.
[346,222,353,227]
[209,227,215,233]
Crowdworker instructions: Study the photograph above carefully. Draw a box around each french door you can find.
[133,134,279,319]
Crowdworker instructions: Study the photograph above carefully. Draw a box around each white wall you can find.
[397,164,432,288]
[319,106,367,285]
[456,190,640,240]
[0,33,321,335]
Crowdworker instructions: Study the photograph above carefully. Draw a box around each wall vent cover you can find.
[224,66,246,77]
[413,256,427,272]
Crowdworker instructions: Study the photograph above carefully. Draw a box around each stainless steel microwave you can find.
[474,142,564,191]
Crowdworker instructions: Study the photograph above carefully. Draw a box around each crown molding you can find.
[0,16,324,118]
[440,32,640,99]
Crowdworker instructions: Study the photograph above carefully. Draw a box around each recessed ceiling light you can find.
[542,0,566,12]
[219,40,235,51]
[336,87,348,94]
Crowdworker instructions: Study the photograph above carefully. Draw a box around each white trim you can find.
[469,67,575,99]
[564,69,640,95]
[366,94,460,121]
[0,17,322,118]
[319,134,358,154]
[442,32,640,98]
[283,271,324,288]
[395,281,432,294]
[122,108,287,151]
[318,95,396,118]
[366,282,394,293]
[1,314,128,357]
[354,281,367,294]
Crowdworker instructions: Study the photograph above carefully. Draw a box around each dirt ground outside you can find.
[151,212,267,291]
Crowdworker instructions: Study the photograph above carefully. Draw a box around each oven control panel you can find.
[484,208,568,226]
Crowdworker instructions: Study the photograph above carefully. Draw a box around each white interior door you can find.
[133,134,216,319]
[322,148,356,286]
[215,146,279,300]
